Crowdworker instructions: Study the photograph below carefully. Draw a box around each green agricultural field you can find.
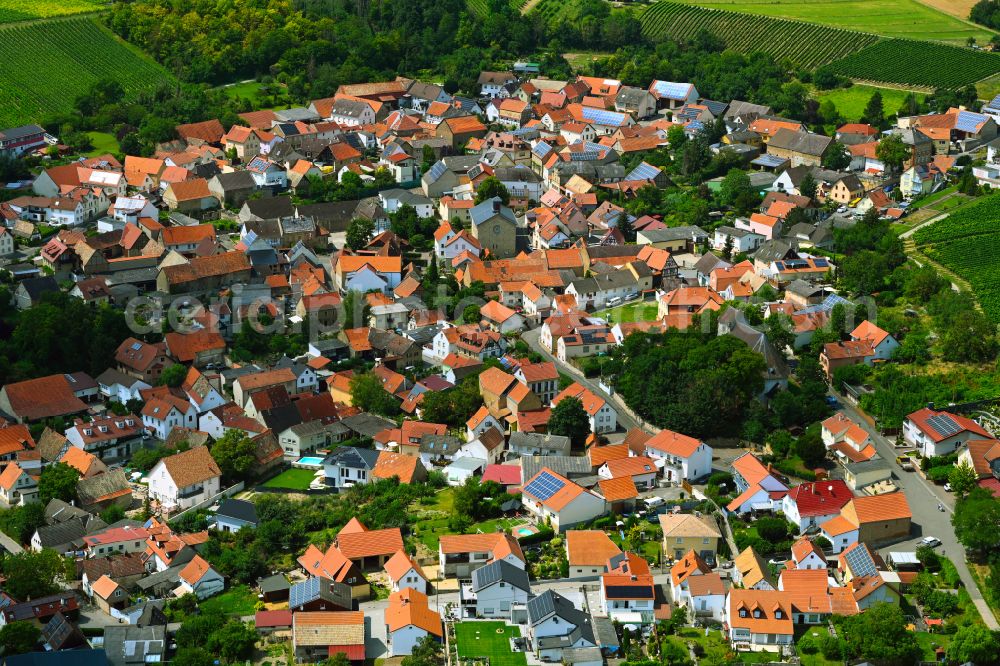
[813,85,922,123]
[914,193,1000,322]
[454,622,527,666]
[641,2,1000,87]
[0,16,172,127]
[826,39,1000,89]
[640,2,880,69]
[0,0,104,24]
[668,0,995,44]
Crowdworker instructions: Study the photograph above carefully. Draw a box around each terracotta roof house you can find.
[438,532,525,578]
[725,588,794,651]
[903,407,992,458]
[383,550,428,593]
[565,530,622,577]
[147,446,222,512]
[384,588,442,656]
[0,374,89,424]
[292,611,365,663]
[521,467,606,532]
[334,519,404,570]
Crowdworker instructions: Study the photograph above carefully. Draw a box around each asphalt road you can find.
[520,327,641,432]
[835,396,999,629]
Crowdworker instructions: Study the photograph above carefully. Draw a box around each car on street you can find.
[944,483,952,492]
[825,396,840,407]
[919,536,941,548]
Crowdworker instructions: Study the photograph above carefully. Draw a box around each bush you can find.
[927,465,953,483]
[820,636,844,660]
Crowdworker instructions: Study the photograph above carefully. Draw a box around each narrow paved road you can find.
[521,327,641,432]
[836,396,999,629]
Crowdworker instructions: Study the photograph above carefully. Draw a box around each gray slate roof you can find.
[471,559,530,592]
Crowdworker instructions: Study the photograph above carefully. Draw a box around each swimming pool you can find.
[296,456,325,467]
[515,526,537,537]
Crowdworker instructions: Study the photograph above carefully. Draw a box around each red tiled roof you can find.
[785,480,853,517]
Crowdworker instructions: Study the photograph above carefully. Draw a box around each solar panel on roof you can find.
[844,546,878,578]
[653,81,691,100]
[582,107,625,126]
[289,577,318,608]
[927,414,961,438]
[426,161,447,181]
[814,259,829,268]
[627,162,660,181]
[131,342,142,351]
[956,110,985,133]
[524,470,565,501]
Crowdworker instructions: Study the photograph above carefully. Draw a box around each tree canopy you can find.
[548,396,592,448]
[611,329,765,438]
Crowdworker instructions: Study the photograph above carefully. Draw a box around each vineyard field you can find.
[913,194,1000,245]
[914,193,1000,322]
[667,0,995,45]
[0,0,104,24]
[640,2,879,69]
[825,40,1000,89]
[0,17,172,128]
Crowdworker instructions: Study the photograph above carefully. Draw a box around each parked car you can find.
[944,483,952,492]
[919,536,941,548]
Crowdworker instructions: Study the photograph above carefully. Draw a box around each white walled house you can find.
[147,446,222,512]
[176,555,225,600]
[384,551,429,594]
[461,560,530,619]
[552,382,617,434]
[521,468,606,532]
[385,588,443,656]
[903,407,992,458]
[643,429,713,483]
[526,590,598,663]
[141,395,197,441]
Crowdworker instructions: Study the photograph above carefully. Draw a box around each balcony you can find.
[177,484,205,499]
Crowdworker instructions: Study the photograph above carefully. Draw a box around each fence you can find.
[167,481,245,523]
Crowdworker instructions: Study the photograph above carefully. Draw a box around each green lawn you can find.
[595,301,659,324]
[86,131,119,157]
[814,85,923,124]
[911,185,958,210]
[670,0,995,44]
[222,80,266,103]
[262,468,318,490]
[198,584,258,616]
[913,630,950,660]
[454,621,526,666]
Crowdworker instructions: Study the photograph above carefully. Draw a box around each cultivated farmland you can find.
[640,2,880,69]
[668,0,995,44]
[0,16,172,127]
[0,0,104,24]
[641,2,1000,88]
[826,39,1000,89]
[914,193,1000,322]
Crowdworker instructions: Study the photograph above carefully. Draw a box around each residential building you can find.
[658,513,722,562]
[725,589,794,652]
[521,468,606,532]
[643,429,712,483]
[903,407,992,458]
[147,446,222,512]
[438,532,525,578]
[551,383,617,434]
[385,588,443,656]
[564,530,622,578]
[526,590,598,663]
[460,559,530,619]
[292,611,365,664]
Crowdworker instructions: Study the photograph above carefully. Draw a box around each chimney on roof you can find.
[493,199,501,214]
